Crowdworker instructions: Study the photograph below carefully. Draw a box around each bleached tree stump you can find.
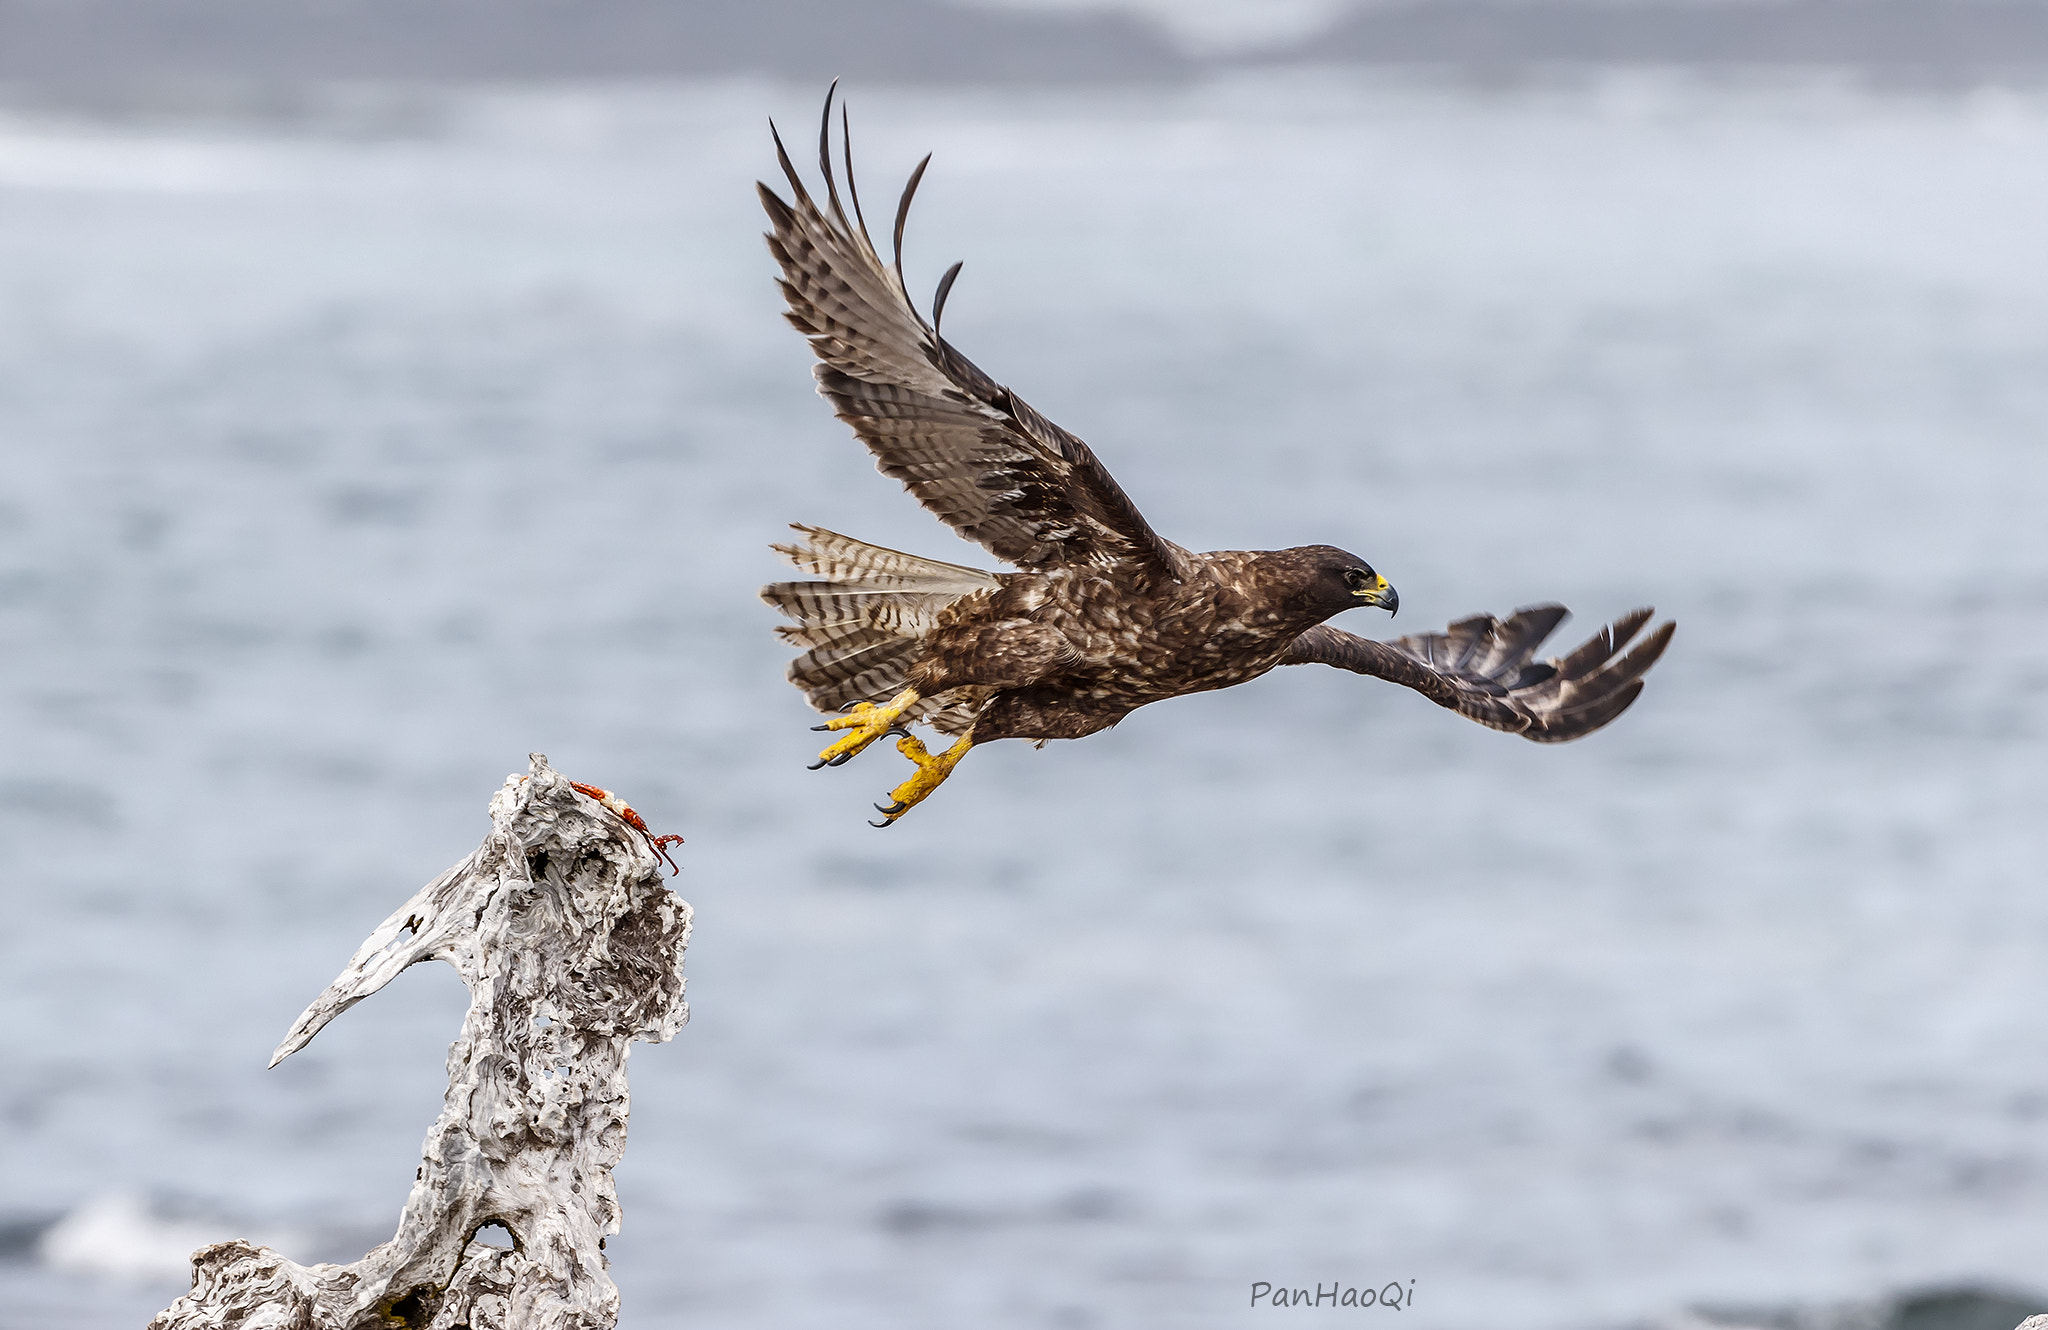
[150,753,690,1330]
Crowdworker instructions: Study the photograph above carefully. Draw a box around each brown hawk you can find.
[759,89,1673,826]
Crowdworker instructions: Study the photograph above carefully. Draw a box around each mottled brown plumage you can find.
[759,89,1674,823]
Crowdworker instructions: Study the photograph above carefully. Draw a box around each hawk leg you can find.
[870,732,976,828]
[810,687,923,769]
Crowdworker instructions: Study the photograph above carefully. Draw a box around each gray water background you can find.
[1,71,2046,1328]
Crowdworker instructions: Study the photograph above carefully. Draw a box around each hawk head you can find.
[1287,545,1399,619]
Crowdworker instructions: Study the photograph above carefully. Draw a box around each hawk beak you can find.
[1354,576,1398,616]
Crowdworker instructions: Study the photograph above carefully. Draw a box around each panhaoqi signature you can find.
[1251,1281,1415,1309]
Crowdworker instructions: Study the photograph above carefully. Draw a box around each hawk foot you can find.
[870,732,975,828]
[808,687,922,769]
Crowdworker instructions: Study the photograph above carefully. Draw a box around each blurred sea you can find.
[1,70,2046,1330]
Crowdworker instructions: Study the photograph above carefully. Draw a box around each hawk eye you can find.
[1345,567,1370,589]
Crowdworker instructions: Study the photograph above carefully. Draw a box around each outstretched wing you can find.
[1281,606,1674,742]
[759,88,1187,581]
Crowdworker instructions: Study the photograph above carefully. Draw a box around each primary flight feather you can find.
[759,88,1673,826]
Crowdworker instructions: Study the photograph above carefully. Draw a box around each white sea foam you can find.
[36,1194,303,1285]
[0,122,280,194]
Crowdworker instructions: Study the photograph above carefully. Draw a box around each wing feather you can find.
[1282,607,1674,743]
[760,89,1187,580]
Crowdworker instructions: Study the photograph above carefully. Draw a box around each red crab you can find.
[568,781,685,877]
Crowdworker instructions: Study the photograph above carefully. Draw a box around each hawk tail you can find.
[761,525,1000,716]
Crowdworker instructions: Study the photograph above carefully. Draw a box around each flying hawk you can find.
[760,90,1673,827]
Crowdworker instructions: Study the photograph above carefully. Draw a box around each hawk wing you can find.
[1282,606,1674,742]
[759,89,1187,581]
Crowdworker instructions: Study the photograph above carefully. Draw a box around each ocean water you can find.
[1,71,2046,1330]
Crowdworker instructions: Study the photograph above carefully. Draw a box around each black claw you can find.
[811,724,832,732]
[874,800,907,815]
[869,817,897,829]
[828,751,853,767]
[807,757,828,771]
[885,725,912,739]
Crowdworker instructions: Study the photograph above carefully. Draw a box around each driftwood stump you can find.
[150,753,691,1330]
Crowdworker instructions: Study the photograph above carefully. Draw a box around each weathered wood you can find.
[150,753,690,1330]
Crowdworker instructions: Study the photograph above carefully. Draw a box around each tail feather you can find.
[762,524,1000,716]
[770,524,997,592]
[788,631,923,712]
[764,588,963,635]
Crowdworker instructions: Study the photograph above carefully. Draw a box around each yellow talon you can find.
[809,687,921,769]
[869,732,975,827]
